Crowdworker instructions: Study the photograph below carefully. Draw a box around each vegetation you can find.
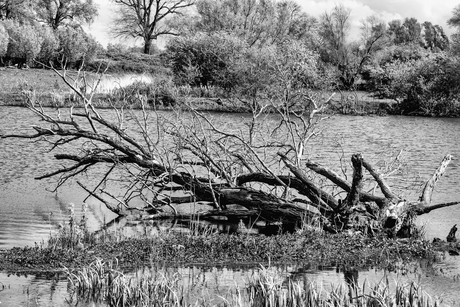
[62,258,441,306]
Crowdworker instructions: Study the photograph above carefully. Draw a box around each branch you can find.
[419,154,453,204]
[305,159,386,205]
[236,172,333,213]
[414,201,460,215]
[278,153,339,210]
[77,181,126,215]
[347,154,364,208]
[362,157,397,200]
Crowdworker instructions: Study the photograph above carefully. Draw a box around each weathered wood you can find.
[347,154,364,208]
[419,154,452,204]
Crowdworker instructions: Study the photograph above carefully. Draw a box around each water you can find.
[1,106,460,305]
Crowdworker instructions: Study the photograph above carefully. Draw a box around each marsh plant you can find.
[48,202,95,251]
[65,260,441,307]
[247,265,440,307]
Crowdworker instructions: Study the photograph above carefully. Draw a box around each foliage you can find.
[166,32,248,88]
[2,20,43,65]
[365,49,460,116]
[190,0,315,47]
[35,0,98,29]
[35,24,59,64]
[0,21,8,57]
[54,25,101,68]
[0,0,35,21]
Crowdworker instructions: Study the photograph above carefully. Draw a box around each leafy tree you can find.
[448,4,460,55]
[35,0,98,29]
[0,21,7,58]
[35,24,59,63]
[111,0,195,54]
[421,21,449,51]
[0,0,34,21]
[388,18,422,45]
[318,4,350,65]
[190,0,314,47]
[54,25,100,67]
[3,20,43,66]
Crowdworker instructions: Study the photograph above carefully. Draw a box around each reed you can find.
[66,260,441,307]
[48,202,96,251]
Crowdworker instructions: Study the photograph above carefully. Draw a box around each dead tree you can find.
[1,67,459,237]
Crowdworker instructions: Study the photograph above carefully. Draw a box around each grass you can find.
[64,259,441,306]
[0,68,395,114]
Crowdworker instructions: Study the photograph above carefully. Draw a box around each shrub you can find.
[166,32,248,88]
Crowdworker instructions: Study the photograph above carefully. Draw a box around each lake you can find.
[1,106,460,305]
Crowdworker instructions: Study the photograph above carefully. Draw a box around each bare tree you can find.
[111,0,195,54]
[2,57,460,237]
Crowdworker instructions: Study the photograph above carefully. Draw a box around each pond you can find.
[1,106,460,305]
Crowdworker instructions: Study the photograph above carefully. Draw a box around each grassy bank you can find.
[0,68,395,114]
[0,228,437,274]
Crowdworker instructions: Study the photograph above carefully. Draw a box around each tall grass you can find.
[48,202,96,251]
[65,260,441,307]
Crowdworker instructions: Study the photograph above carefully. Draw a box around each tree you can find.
[35,24,59,63]
[448,4,460,55]
[0,0,34,21]
[422,21,449,51]
[54,25,101,68]
[111,0,195,54]
[2,68,460,238]
[2,20,43,66]
[35,0,98,29]
[0,21,8,58]
[388,18,422,45]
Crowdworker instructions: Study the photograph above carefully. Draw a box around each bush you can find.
[166,32,248,88]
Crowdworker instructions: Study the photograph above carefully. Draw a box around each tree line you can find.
[3,0,460,116]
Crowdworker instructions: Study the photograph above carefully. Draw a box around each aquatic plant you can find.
[48,202,96,251]
[65,260,441,307]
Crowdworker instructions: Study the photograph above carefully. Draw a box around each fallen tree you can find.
[1,66,459,238]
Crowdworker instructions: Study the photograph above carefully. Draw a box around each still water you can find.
[1,106,460,305]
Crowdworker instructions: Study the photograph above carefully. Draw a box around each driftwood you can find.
[1,80,459,237]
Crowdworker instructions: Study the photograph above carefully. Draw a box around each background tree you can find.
[2,20,43,66]
[318,4,350,66]
[54,25,101,68]
[0,21,8,58]
[35,0,98,30]
[111,0,195,54]
[0,0,34,21]
[448,4,460,55]
[388,18,422,45]
[421,21,449,51]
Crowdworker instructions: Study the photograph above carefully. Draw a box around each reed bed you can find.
[65,260,441,307]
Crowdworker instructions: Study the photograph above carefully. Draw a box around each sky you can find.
[87,0,459,48]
